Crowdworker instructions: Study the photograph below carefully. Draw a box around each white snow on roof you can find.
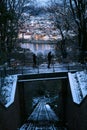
[0,75,17,108]
[68,71,87,104]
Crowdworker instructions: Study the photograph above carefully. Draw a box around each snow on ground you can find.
[1,62,85,76]
[68,70,87,104]
[21,63,76,75]
[21,62,85,74]
[0,75,17,108]
[76,71,87,97]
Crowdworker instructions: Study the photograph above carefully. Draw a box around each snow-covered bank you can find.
[0,75,17,108]
[68,71,87,104]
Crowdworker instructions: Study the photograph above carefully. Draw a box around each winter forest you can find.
[0,0,87,67]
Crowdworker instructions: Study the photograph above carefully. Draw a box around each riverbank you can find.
[18,38,58,44]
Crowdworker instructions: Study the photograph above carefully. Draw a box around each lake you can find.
[20,43,55,55]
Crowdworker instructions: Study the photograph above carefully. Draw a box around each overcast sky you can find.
[36,0,64,7]
[36,0,49,6]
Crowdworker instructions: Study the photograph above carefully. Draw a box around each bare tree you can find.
[69,0,87,62]
[48,0,74,59]
[0,0,31,65]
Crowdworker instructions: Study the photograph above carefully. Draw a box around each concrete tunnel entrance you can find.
[18,72,68,129]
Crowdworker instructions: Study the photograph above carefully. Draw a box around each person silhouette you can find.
[47,51,52,68]
[33,53,37,67]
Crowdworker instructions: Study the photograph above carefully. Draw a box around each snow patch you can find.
[68,71,87,104]
[0,75,17,108]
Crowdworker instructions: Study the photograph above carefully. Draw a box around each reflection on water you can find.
[20,43,55,55]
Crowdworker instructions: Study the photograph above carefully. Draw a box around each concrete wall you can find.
[65,82,87,130]
[1,72,86,130]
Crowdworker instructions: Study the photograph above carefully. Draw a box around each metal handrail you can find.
[0,61,87,77]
